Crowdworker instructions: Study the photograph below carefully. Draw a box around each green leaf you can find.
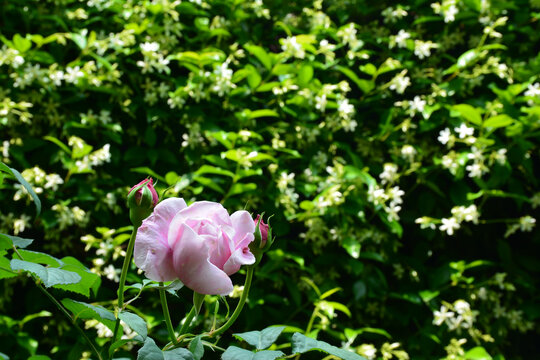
[196,165,235,178]
[138,337,164,360]
[483,115,513,129]
[451,104,482,126]
[61,298,116,329]
[245,45,272,70]
[72,143,93,159]
[228,183,257,197]
[17,250,62,267]
[10,259,81,287]
[71,32,87,49]
[335,66,374,93]
[193,176,225,194]
[44,136,72,155]
[5,165,41,216]
[247,65,262,89]
[163,348,195,360]
[119,311,148,339]
[27,356,51,360]
[465,347,492,360]
[359,63,377,76]
[13,34,32,52]
[0,235,13,251]
[234,326,286,350]
[291,332,366,360]
[53,257,101,297]
[0,351,10,360]
[248,109,279,119]
[130,167,166,183]
[0,255,17,279]
[189,335,204,360]
[297,64,314,86]
[221,347,285,360]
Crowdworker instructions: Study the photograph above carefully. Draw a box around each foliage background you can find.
[1,0,539,359]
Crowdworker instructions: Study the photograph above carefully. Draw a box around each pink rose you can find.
[134,198,256,295]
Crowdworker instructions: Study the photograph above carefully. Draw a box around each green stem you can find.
[179,305,197,336]
[159,282,178,345]
[111,228,138,347]
[208,265,254,338]
[37,284,104,360]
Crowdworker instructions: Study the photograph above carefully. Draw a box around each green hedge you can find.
[1,0,539,359]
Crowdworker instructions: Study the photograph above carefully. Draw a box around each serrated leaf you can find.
[16,250,62,267]
[138,337,164,360]
[234,326,286,350]
[0,255,17,279]
[10,259,81,287]
[6,166,41,216]
[222,347,285,360]
[0,234,33,249]
[109,337,144,358]
[189,335,204,360]
[119,311,148,339]
[53,257,101,297]
[163,348,195,360]
[291,332,366,360]
[62,298,116,330]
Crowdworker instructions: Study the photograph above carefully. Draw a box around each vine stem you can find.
[159,282,178,345]
[111,227,138,349]
[12,246,103,360]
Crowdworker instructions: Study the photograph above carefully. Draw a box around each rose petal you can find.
[171,201,231,230]
[230,210,256,244]
[134,198,187,281]
[170,224,233,295]
[223,239,256,275]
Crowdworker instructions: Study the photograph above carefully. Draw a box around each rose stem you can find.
[159,282,178,344]
[111,227,138,349]
[208,265,254,338]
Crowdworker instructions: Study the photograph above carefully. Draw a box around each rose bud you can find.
[127,178,159,226]
[254,214,269,248]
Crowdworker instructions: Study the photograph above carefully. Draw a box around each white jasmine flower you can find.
[440,217,460,235]
[433,305,455,326]
[438,128,453,145]
[519,216,536,232]
[454,123,474,139]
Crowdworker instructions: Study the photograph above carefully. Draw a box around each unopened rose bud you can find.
[250,214,274,265]
[254,214,269,247]
[127,178,159,226]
